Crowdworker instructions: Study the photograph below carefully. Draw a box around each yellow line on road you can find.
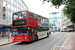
[51,33,68,50]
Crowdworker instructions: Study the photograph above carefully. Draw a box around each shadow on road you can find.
[15,37,49,45]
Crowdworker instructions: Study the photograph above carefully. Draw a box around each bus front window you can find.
[17,27,28,33]
[13,27,28,35]
[21,11,27,18]
[18,12,22,19]
[13,13,18,20]
[13,11,27,20]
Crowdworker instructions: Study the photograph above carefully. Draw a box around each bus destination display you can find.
[15,21,25,25]
[13,19,27,26]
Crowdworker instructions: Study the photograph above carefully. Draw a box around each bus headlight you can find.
[13,38,15,39]
[25,37,27,39]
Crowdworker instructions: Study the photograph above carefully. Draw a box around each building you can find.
[0,0,29,37]
[0,0,3,24]
[49,12,61,31]
[61,14,73,31]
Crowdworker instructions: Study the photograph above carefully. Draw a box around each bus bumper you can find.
[13,39,30,42]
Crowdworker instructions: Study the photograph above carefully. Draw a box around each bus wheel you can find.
[47,33,49,37]
[35,35,38,41]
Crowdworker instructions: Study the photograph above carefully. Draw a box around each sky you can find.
[23,0,65,18]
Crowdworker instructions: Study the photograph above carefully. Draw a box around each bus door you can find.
[32,27,34,40]
[28,27,34,40]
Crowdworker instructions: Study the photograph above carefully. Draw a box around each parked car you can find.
[60,30,63,32]
[67,28,74,32]
[60,29,67,32]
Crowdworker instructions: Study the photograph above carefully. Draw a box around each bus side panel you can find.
[37,31,48,39]
[28,18,39,27]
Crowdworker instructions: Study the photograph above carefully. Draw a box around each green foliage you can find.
[41,0,75,23]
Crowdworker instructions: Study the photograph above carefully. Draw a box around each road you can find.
[0,32,68,50]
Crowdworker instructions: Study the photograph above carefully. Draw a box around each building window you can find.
[11,6,14,11]
[11,0,13,5]
[14,1,16,7]
[8,10,11,17]
[3,1,6,7]
[7,0,11,4]
[8,4,10,9]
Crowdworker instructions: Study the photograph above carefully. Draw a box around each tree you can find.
[41,0,75,23]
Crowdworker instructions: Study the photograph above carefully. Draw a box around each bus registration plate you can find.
[18,40,21,42]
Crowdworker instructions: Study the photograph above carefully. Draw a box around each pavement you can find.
[60,32,75,50]
[0,37,8,40]
[0,37,12,46]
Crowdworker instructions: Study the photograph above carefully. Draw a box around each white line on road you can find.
[0,42,20,48]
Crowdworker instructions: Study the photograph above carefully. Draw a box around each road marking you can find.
[8,46,10,47]
[0,42,20,48]
[51,33,68,50]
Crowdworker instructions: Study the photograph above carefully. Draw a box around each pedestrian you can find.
[6,32,8,37]
[9,32,12,37]
[0,33,1,37]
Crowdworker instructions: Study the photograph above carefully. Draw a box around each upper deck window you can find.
[33,14,37,19]
[38,16,41,20]
[28,12,41,20]
[28,12,33,18]
[13,11,27,20]
[43,19,48,21]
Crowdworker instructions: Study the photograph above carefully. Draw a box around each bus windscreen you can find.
[13,26,28,35]
[13,11,27,20]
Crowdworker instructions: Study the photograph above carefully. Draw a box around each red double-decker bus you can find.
[12,10,51,42]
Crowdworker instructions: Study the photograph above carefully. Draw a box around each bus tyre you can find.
[47,33,49,37]
[35,35,38,41]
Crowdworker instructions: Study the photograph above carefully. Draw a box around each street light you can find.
[7,28,10,41]
[74,23,75,31]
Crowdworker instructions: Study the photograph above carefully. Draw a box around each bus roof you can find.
[13,10,48,19]
[13,10,27,13]
[28,11,42,17]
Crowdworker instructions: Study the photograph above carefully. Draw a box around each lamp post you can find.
[8,28,10,41]
[67,20,68,30]
[74,23,75,31]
